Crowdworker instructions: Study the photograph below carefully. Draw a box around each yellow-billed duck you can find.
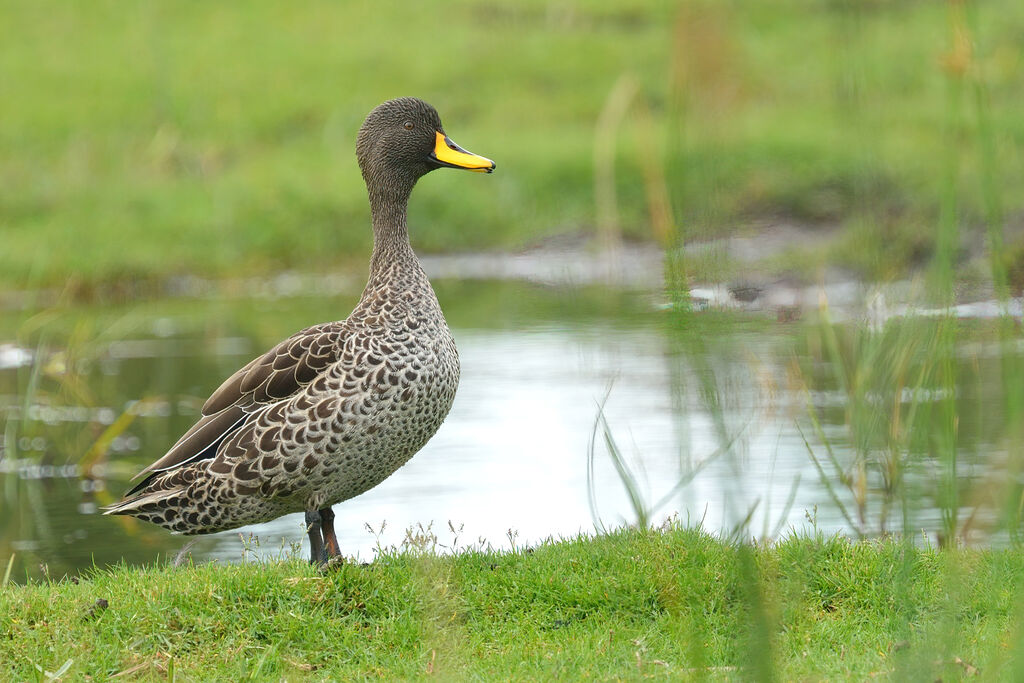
[103,97,495,565]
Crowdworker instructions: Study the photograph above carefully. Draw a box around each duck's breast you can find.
[297,320,459,504]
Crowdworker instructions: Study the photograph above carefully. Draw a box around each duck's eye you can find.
[403,121,414,131]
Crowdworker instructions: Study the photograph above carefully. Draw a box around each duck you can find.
[104,97,495,565]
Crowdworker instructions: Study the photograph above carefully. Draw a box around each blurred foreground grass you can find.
[3,525,1023,680]
[3,0,1023,290]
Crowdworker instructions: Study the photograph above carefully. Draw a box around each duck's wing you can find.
[203,321,345,413]
[123,321,346,492]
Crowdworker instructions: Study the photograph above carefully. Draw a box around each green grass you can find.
[3,0,1024,289]
[2,525,1023,681]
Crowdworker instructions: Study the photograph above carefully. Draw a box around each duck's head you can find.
[356,98,495,196]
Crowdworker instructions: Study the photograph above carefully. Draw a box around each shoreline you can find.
[2,525,1019,679]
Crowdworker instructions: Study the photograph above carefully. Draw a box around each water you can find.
[0,278,1018,581]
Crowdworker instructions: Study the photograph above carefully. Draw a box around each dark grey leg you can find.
[320,506,342,561]
[305,509,326,565]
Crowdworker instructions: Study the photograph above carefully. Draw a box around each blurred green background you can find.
[7,6,1024,677]
[3,0,1022,291]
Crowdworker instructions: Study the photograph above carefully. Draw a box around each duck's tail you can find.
[101,487,183,516]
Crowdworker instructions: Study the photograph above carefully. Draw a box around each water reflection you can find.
[0,281,1017,581]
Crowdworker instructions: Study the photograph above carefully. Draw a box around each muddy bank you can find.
[1,221,1013,322]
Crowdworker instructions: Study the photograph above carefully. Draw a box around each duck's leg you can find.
[305,509,327,565]
[319,506,343,561]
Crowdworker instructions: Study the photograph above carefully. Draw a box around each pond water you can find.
[1,276,1020,581]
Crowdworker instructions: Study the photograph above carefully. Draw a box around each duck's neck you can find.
[366,186,427,293]
[358,182,445,329]
[368,186,415,272]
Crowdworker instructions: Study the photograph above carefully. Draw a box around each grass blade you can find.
[2,554,14,588]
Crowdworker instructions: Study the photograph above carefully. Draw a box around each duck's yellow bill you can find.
[429,131,495,173]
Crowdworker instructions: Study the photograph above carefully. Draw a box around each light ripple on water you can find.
[1,290,1017,576]
[185,327,842,564]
